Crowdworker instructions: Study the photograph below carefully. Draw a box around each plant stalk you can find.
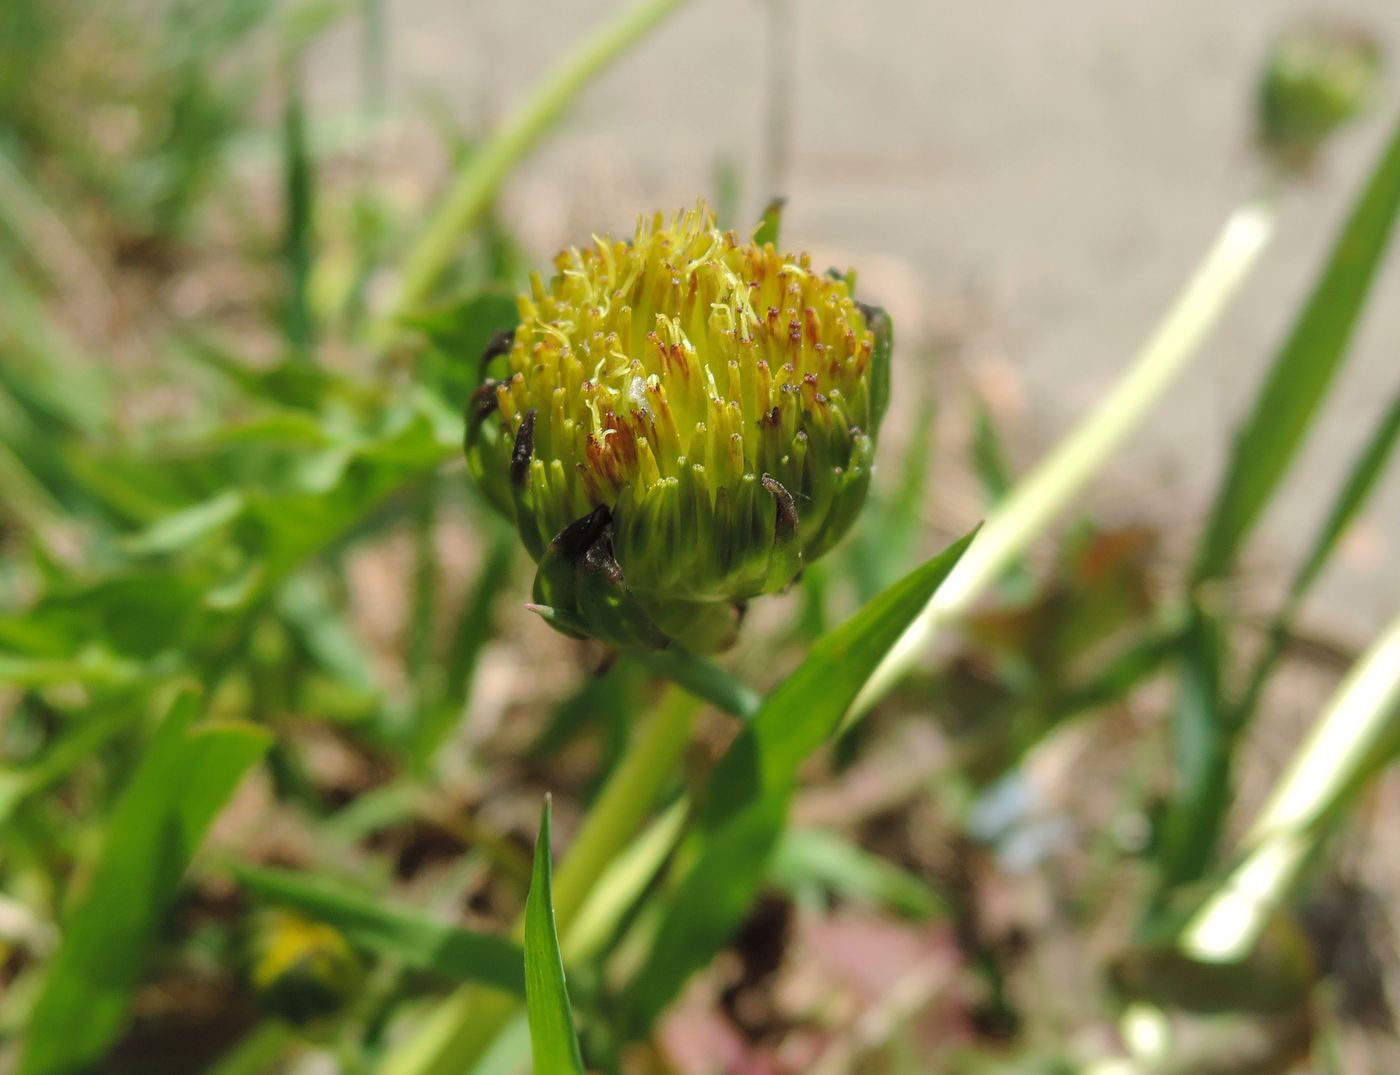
[852,195,1278,716]
[370,0,688,348]
[1180,609,1400,963]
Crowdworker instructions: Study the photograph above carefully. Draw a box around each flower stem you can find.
[852,194,1278,716]
[1180,609,1400,963]
[370,0,689,348]
[378,686,701,1075]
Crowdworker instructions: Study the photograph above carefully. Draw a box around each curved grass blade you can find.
[1235,379,1400,726]
[1164,109,1400,895]
[1193,109,1400,584]
[525,797,586,1075]
[623,528,976,1033]
[1183,610,1400,963]
[230,863,526,995]
[19,690,270,1075]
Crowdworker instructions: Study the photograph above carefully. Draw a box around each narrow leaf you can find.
[1194,109,1400,582]
[772,826,946,919]
[1237,378,1400,724]
[751,196,785,247]
[230,863,526,995]
[624,529,976,1031]
[20,691,270,1075]
[524,798,586,1075]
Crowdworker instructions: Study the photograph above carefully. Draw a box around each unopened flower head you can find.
[466,203,890,651]
[1258,21,1382,170]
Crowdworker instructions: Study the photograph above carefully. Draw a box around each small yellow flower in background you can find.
[467,202,891,652]
[246,909,364,1025]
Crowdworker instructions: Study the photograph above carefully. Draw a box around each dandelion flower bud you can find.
[466,203,891,652]
[1259,22,1382,171]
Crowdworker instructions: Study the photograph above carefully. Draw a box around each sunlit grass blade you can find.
[855,194,1277,715]
[623,529,976,1033]
[1182,609,1400,963]
[230,863,526,994]
[1193,109,1400,584]
[19,690,270,1075]
[524,798,586,1075]
[372,0,689,343]
[1235,378,1400,726]
[1162,110,1400,894]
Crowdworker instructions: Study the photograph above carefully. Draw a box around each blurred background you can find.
[4,2,1400,1074]
[302,0,1400,633]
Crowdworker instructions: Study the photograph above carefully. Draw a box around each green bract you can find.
[466,203,891,652]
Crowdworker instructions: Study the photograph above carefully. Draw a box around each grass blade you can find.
[1155,607,1229,893]
[373,0,689,342]
[524,798,586,1075]
[230,863,526,995]
[1183,609,1400,963]
[1194,109,1400,583]
[281,57,315,352]
[623,529,976,1033]
[1163,110,1400,893]
[1236,378,1400,725]
[19,690,270,1075]
[856,195,1276,715]
[772,827,946,920]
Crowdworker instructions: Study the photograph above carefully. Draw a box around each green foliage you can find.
[1162,106,1400,896]
[233,863,528,994]
[524,799,587,1075]
[19,691,270,1075]
[1193,109,1400,585]
[623,529,975,1033]
[5,6,1400,1075]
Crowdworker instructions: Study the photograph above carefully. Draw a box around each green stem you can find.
[1180,609,1400,963]
[852,194,1278,716]
[378,686,701,1075]
[370,0,689,347]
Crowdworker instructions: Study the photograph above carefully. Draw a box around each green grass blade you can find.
[722,528,978,815]
[1183,610,1400,963]
[281,58,315,352]
[373,0,688,342]
[623,529,976,1033]
[1194,109,1400,583]
[972,395,1014,504]
[1155,606,1229,893]
[1236,379,1400,725]
[19,690,270,1075]
[772,827,946,919]
[524,798,586,1075]
[230,863,526,995]
[409,521,516,765]
[751,196,784,246]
